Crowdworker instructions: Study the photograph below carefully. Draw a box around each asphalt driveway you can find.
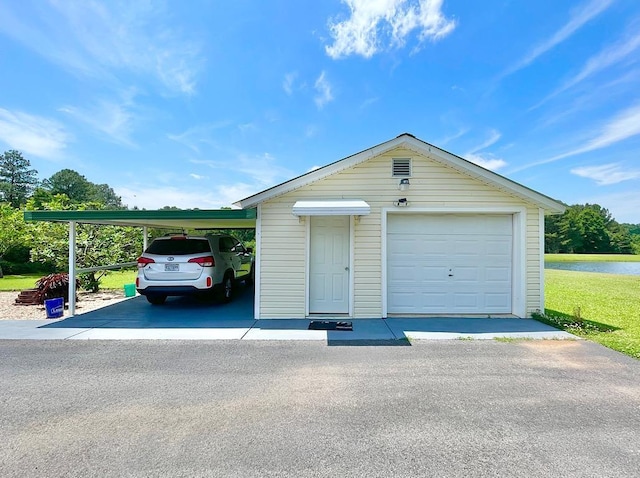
[1,339,639,477]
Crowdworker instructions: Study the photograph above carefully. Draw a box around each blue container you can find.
[44,297,64,319]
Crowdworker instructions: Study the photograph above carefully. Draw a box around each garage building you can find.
[235,133,565,319]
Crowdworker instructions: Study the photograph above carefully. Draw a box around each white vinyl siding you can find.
[258,147,544,318]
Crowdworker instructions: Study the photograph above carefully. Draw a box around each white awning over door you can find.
[292,200,370,216]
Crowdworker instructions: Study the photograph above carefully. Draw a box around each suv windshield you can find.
[146,238,211,255]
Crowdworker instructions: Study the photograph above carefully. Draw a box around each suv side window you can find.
[219,237,235,253]
[231,239,246,254]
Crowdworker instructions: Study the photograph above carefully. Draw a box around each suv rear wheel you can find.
[219,274,234,303]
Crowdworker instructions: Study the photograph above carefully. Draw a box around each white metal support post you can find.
[143,226,148,251]
[68,221,76,317]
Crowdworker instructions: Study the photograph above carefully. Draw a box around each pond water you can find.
[545,261,640,276]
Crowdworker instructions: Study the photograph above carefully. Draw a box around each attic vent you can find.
[392,158,412,177]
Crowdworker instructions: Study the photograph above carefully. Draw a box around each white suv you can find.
[136,234,254,305]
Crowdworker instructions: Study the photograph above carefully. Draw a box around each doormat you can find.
[308,320,353,331]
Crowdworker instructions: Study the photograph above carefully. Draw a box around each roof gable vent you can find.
[392,158,412,177]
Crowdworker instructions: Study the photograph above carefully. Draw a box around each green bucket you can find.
[123,283,136,297]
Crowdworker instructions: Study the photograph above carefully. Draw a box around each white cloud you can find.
[535,68,640,127]
[283,72,298,95]
[305,125,319,138]
[556,104,640,156]
[189,174,208,180]
[116,182,263,210]
[465,153,507,171]
[514,103,640,172]
[191,152,293,189]
[466,129,501,154]
[325,0,456,59]
[167,121,233,153]
[532,23,640,109]
[571,163,640,185]
[0,108,70,159]
[0,1,201,94]
[504,0,613,76]
[238,123,257,133]
[437,127,468,146]
[359,97,379,109]
[314,71,334,109]
[218,183,264,205]
[60,95,137,147]
[463,129,506,170]
[562,29,640,91]
[116,186,220,210]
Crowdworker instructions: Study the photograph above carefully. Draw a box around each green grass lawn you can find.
[541,269,640,359]
[99,270,137,289]
[0,274,42,291]
[0,270,137,291]
[545,253,640,262]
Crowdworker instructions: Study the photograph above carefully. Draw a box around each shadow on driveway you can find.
[40,285,255,330]
[35,288,573,343]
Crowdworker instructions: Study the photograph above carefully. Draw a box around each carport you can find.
[23,208,257,316]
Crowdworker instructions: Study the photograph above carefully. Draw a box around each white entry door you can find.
[309,216,350,314]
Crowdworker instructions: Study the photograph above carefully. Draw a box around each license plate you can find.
[164,264,179,272]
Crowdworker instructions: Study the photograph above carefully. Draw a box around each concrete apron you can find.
[0,307,575,343]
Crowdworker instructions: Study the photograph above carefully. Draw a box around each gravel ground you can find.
[0,290,132,320]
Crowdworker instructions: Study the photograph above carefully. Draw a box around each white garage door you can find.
[387,214,513,315]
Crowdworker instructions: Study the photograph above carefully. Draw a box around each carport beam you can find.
[68,221,76,317]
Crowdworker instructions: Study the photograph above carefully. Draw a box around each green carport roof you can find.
[23,208,257,229]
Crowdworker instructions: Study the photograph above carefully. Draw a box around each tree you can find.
[27,187,54,210]
[42,169,122,208]
[0,203,27,277]
[0,150,39,207]
[608,222,634,254]
[26,196,143,291]
[545,203,636,254]
[576,208,610,253]
[91,183,122,209]
[42,169,92,203]
[42,169,122,209]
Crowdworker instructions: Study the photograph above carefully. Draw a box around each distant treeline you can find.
[0,150,255,286]
[545,204,639,254]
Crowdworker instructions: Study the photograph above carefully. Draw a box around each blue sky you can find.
[1,0,639,222]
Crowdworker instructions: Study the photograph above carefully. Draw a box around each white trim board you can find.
[253,204,262,320]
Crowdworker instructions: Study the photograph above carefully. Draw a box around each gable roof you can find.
[234,133,565,214]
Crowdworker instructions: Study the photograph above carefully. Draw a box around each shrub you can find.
[35,273,79,304]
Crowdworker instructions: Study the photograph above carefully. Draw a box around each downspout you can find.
[68,221,77,317]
